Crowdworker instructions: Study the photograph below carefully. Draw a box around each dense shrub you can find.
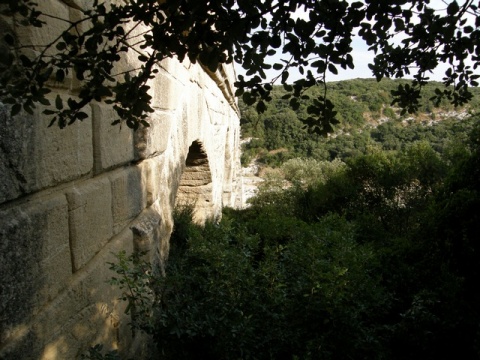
[109,121,480,360]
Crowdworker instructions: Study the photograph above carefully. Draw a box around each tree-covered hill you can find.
[240,78,480,166]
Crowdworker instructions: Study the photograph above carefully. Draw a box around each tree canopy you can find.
[1,0,479,134]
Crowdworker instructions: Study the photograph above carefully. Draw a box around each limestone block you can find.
[109,21,151,81]
[91,102,135,172]
[183,89,207,143]
[136,159,156,206]
[34,229,134,360]
[160,57,190,86]
[137,154,183,208]
[203,90,228,123]
[0,100,93,204]
[60,0,90,10]
[134,110,173,160]
[130,206,162,253]
[0,194,71,355]
[0,229,134,360]
[0,14,14,51]
[149,69,181,111]
[13,0,70,54]
[66,176,113,272]
[109,166,147,234]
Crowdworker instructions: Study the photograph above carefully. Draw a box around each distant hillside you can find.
[240,78,480,166]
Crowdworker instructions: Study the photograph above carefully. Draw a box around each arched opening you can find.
[176,140,213,223]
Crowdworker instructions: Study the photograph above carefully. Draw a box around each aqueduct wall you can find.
[0,1,242,358]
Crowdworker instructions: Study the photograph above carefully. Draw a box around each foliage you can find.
[280,157,346,187]
[108,119,480,359]
[115,210,388,360]
[80,345,121,360]
[108,251,156,335]
[240,79,479,166]
[1,1,480,133]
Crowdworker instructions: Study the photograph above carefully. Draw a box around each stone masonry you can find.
[0,1,242,358]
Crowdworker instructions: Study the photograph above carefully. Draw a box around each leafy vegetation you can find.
[1,1,480,133]
[109,115,480,359]
[81,344,121,360]
[240,79,480,166]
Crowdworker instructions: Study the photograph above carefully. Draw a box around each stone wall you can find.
[0,2,242,358]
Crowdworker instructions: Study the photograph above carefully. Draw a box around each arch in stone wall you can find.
[176,140,214,223]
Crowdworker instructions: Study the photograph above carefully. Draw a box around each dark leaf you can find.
[19,55,32,67]
[76,111,88,120]
[11,103,21,116]
[56,41,67,51]
[328,63,338,75]
[273,63,283,70]
[55,95,63,110]
[56,69,65,82]
[38,97,50,106]
[48,117,57,127]
[256,100,266,113]
[447,1,459,15]
[4,33,15,46]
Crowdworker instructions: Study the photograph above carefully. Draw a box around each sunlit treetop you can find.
[0,0,479,135]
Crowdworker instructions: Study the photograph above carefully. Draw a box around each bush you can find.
[111,212,387,360]
[108,122,480,359]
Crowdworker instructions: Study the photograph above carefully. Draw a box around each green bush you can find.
[108,121,480,359]
[112,213,387,360]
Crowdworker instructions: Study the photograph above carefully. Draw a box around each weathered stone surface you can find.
[131,206,162,253]
[134,111,173,160]
[149,68,181,111]
[13,0,70,53]
[59,0,89,10]
[91,102,135,172]
[0,229,134,360]
[66,176,113,272]
[0,99,93,204]
[0,194,70,357]
[109,166,147,234]
[1,1,243,357]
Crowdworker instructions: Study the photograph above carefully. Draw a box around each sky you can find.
[235,0,474,83]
